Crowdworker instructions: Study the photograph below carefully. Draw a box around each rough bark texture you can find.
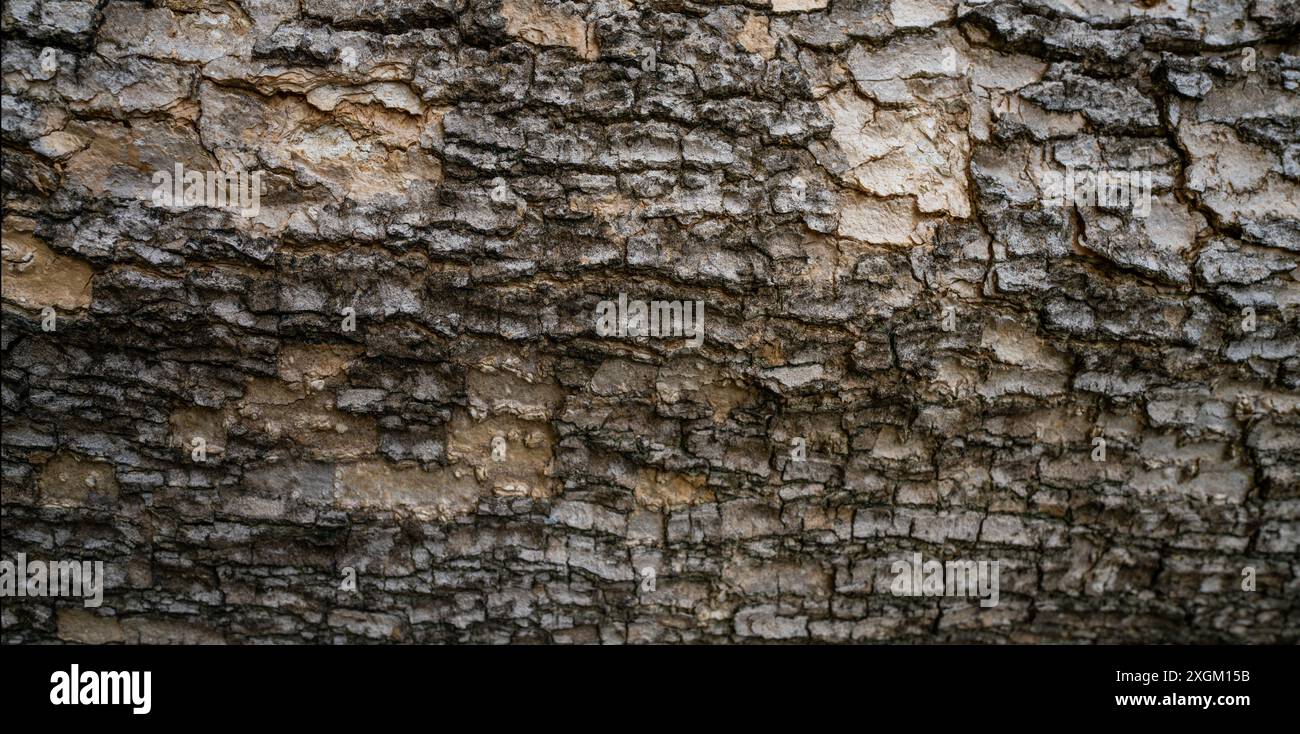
[2,0,1298,644]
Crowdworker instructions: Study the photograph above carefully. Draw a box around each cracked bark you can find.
[1,0,1297,643]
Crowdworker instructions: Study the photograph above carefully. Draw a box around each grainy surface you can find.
[1,0,1297,643]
